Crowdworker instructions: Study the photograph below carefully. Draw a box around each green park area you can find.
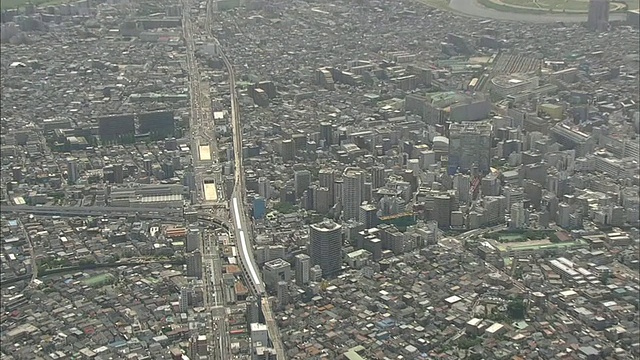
[82,273,116,287]
[478,0,637,14]
[484,229,559,243]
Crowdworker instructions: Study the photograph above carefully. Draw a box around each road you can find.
[19,219,37,290]
[182,0,229,357]
[447,0,627,23]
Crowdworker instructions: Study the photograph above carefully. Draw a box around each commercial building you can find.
[448,122,492,175]
[97,114,135,141]
[263,258,291,290]
[138,110,175,137]
[309,220,343,277]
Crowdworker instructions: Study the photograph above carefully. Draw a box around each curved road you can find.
[448,0,627,23]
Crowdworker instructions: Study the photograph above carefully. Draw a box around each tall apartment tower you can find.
[294,253,311,285]
[342,168,365,220]
[319,169,335,203]
[448,122,492,175]
[371,165,387,189]
[67,158,79,184]
[320,122,333,147]
[587,0,610,31]
[179,287,191,313]
[309,221,343,277]
[294,170,312,197]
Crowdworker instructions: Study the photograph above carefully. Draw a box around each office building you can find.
[587,0,610,31]
[138,110,175,137]
[309,220,343,277]
[263,258,291,290]
[186,250,202,279]
[281,139,295,161]
[294,170,311,197]
[98,114,135,141]
[320,122,333,147]
[186,228,200,252]
[250,323,269,349]
[342,168,365,220]
[253,196,266,219]
[294,253,311,285]
[448,122,492,175]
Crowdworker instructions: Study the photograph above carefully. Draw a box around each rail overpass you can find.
[0,205,183,219]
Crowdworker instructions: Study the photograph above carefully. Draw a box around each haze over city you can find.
[0,0,639,359]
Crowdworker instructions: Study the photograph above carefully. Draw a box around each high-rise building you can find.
[98,114,135,141]
[309,220,343,277]
[319,169,335,204]
[453,173,471,204]
[253,196,266,219]
[294,254,311,285]
[258,177,271,199]
[587,0,610,31]
[320,122,333,147]
[294,170,311,197]
[138,110,175,138]
[113,164,124,184]
[281,139,295,161]
[448,122,492,175]
[342,168,365,220]
[263,258,291,290]
[510,202,526,230]
[250,323,269,349]
[371,165,387,189]
[67,158,79,184]
[186,228,200,252]
[179,286,190,312]
[11,166,22,183]
[359,203,379,229]
[187,250,202,279]
[276,281,289,306]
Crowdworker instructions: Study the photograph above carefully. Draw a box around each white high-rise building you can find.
[179,287,190,312]
[342,168,365,220]
[309,220,343,277]
[258,177,271,199]
[294,253,311,285]
[510,202,526,230]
